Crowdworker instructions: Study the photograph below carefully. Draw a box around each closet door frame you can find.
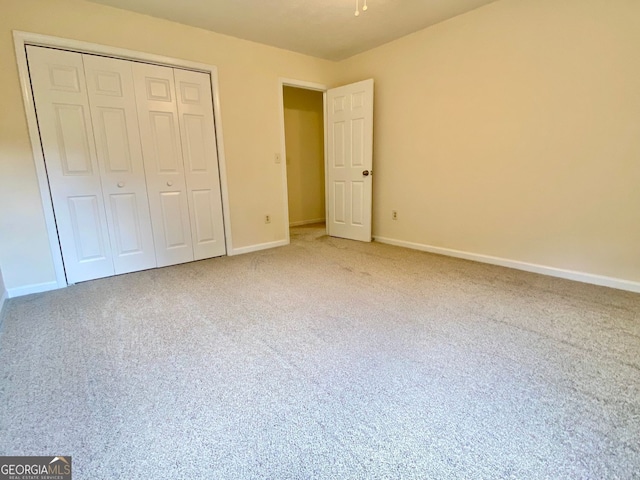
[13,31,233,289]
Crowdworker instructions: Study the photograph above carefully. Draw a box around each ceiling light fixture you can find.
[354,0,368,16]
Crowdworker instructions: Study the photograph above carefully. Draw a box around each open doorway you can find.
[279,78,374,244]
[282,84,326,231]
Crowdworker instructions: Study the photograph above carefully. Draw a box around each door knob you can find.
[167,181,173,187]
[117,182,125,188]
[362,170,370,177]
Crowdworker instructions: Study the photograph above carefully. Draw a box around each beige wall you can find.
[336,0,640,282]
[0,0,335,291]
[283,87,325,225]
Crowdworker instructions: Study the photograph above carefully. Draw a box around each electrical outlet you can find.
[265,214,271,224]
[392,210,398,220]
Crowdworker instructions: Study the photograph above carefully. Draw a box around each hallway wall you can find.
[284,87,325,226]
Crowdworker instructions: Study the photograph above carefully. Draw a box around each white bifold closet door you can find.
[27,46,116,283]
[173,69,226,260]
[132,63,226,266]
[26,45,226,284]
[83,54,157,275]
[133,62,194,268]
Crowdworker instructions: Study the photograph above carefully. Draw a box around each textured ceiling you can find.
[85,0,498,61]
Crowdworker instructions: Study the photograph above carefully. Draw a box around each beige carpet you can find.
[1,224,639,479]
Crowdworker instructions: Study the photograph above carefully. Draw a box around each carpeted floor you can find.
[0,224,639,479]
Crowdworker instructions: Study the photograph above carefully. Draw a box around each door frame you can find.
[13,30,234,289]
[277,78,328,244]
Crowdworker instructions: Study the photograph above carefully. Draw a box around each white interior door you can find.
[133,62,194,267]
[174,69,226,259]
[26,46,115,283]
[326,79,374,242]
[83,54,157,274]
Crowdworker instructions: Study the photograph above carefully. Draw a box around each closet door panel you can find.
[191,189,216,247]
[68,195,110,261]
[175,69,226,259]
[26,46,114,283]
[133,62,194,267]
[83,54,157,274]
[159,192,190,248]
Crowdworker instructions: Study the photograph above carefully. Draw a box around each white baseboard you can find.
[289,218,325,227]
[0,289,7,317]
[230,239,289,256]
[7,280,60,298]
[374,236,640,294]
